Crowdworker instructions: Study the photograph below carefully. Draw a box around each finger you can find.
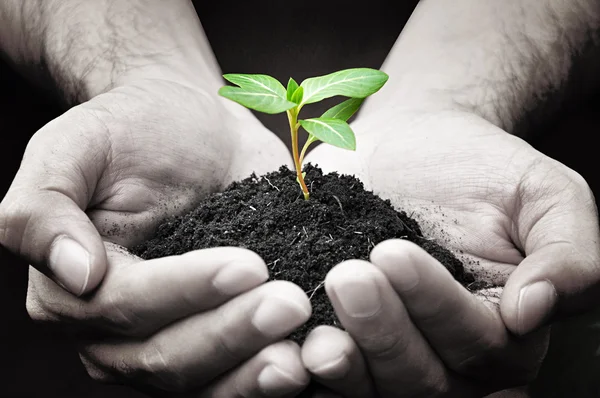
[201,340,309,398]
[0,109,111,295]
[325,259,455,397]
[26,242,138,327]
[501,165,600,335]
[370,240,545,388]
[79,280,311,392]
[27,243,269,337]
[302,326,375,398]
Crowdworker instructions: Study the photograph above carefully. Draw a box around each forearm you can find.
[364,0,600,135]
[0,0,221,105]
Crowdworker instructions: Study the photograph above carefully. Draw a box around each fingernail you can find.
[311,354,351,379]
[257,365,306,397]
[332,273,381,318]
[48,236,91,296]
[252,297,310,338]
[517,280,557,335]
[212,261,269,295]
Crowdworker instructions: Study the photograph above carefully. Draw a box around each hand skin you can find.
[31,243,311,396]
[302,0,600,396]
[0,1,311,395]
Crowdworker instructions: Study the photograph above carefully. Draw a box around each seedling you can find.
[218,68,389,199]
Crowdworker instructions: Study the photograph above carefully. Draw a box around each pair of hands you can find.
[2,76,599,397]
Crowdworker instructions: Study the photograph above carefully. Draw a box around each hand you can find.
[300,109,600,396]
[0,78,308,395]
[0,78,290,294]
[27,242,311,396]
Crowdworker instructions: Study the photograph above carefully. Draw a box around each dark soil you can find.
[132,164,475,342]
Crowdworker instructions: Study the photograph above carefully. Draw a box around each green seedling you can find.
[218,68,389,199]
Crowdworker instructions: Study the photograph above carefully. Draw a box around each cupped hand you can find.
[0,78,307,395]
[27,242,311,396]
[0,78,290,294]
[301,109,600,396]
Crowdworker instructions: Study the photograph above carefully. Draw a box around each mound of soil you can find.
[132,164,475,341]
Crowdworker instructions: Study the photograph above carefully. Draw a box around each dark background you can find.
[2,1,600,396]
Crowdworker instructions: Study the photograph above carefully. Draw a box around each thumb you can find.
[501,169,600,335]
[0,108,109,295]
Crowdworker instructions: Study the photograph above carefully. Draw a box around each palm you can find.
[306,110,573,287]
[69,79,291,246]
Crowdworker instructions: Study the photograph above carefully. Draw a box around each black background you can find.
[1,1,600,396]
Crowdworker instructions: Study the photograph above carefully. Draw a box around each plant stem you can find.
[299,137,315,166]
[287,109,310,200]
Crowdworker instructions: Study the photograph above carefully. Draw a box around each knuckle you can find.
[25,268,72,323]
[451,338,537,387]
[213,321,244,363]
[97,288,145,336]
[564,167,590,192]
[399,372,451,398]
[201,306,248,364]
[452,352,485,375]
[566,169,596,206]
[78,352,116,384]
[412,301,446,327]
[425,378,453,397]
[25,289,50,323]
[137,341,190,393]
[551,162,593,201]
[452,333,503,375]
[0,197,29,253]
[358,331,407,362]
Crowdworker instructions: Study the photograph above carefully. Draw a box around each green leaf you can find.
[219,74,297,114]
[290,86,304,104]
[224,74,287,97]
[286,78,299,101]
[299,118,356,150]
[219,87,297,114]
[321,98,365,121]
[299,68,389,105]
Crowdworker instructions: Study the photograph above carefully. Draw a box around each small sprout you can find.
[219,68,389,199]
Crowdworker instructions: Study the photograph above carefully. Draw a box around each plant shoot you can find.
[218,68,389,199]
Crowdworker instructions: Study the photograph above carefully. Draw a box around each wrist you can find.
[43,45,219,105]
[365,0,600,136]
[4,0,222,105]
[46,1,222,104]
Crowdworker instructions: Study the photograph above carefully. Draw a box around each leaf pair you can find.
[286,78,303,104]
[218,68,388,151]
[219,68,387,114]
